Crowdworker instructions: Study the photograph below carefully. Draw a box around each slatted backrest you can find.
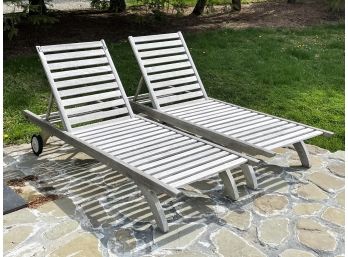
[37,40,134,132]
[129,32,208,109]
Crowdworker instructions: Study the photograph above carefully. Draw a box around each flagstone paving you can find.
[3,139,345,257]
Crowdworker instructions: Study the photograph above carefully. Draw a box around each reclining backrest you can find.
[37,40,133,132]
[129,32,208,109]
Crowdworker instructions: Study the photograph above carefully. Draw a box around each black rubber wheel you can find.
[31,134,43,156]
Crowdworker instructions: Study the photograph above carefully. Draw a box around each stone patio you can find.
[3,138,345,257]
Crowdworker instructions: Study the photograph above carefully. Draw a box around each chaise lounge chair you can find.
[24,40,259,232]
[128,32,333,181]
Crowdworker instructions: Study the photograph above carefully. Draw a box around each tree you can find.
[191,0,207,15]
[232,0,241,11]
[29,0,47,14]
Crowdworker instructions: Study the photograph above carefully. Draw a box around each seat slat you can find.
[158,91,204,105]
[160,154,238,182]
[146,61,192,74]
[130,142,205,168]
[257,128,314,147]
[240,123,296,141]
[142,54,189,66]
[152,76,198,89]
[183,107,243,122]
[66,99,126,116]
[48,57,109,70]
[69,108,128,126]
[62,91,122,107]
[265,131,323,150]
[170,158,246,188]
[155,84,201,97]
[230,120,287,138]
[136,40,182,51]
[55,74,116,89]
[175,103,235,119]
[133,33,179,43]
[45,49,105,62]
[59,82,117,97]
[165,100,219,114]
[149,69,195,82]
[202,112,260,128]
[40,41,103,53]
[52,66,112,80]
[214,116,273,132]
[248,125,305,144]
[139,47,185,58]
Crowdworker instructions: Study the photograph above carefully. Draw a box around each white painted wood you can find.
[247,125,304,144]
[152,76,198,89]
[293,141,311,168]
[230,120,287,137]
[40,41,103,53]
[55,74,115,89]
[62,91,121,107]
[59,82,117,97]
[148,68,195,82]
[52,65,112,80]
[135,40,182,50]
[132,33,179,43]
[157,91,204,105]
[69,108,129,126]
[198,112,257,127]
[219,169,239,200]
[155,84,201,97]
[265,131,322,150]
[142,54,189,66]
[185,107,244,123]
[257,128,314,147]
[139,47,185,58]
[146,61,191,74]
[163,99,213,112]
[45,49,105,61]
[176,104,237,119]
[241,164,257,189]
[216,116,273,132]
[48,57,109,70]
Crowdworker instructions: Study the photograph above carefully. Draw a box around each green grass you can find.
[4,24,344,151]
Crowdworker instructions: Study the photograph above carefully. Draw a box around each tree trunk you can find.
[287,0,296,3]
[191,0,208,15]
[232,0,241,11]
[29,0,47,15]
[109,0,126,12]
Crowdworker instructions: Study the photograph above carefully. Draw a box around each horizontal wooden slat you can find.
[214,116,272,132]
[183,107,243,122]
[148,69,195,82]
[240,123,296,141]
[69,108,128,126]
[170,158,246,188]
[66,99,126,116]
[229,120,287,137]
[133,33,179,43]
[55,74,116,89]
[59,82,118,98]
[136,40,182,51]
[62,91,121,107]
[40,41,103,53]
[248,125,305,144]
[155,84,201,97]
[265,131,323,150]
[52,66,112,80]
[45,49,105,62]
[257,128,314,147]
[151,76,198,89]
[142,54,189,66]
[202,112,259,128]
[146,61,192,74]
[165,100,217,114]
[158,91,204,105]
[174,104,235,118]
[48,57,109,70]
[139,47,185,58]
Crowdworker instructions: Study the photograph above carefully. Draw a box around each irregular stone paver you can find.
[295,183,329,201]
[3,208,37,226]
[335,190,345,208]
[308,172,344,193]
[212,228,266,257]
[3,142,345,257]
[329,151,345,161]
[223,210,252,230]
[4,225,33,253]
[154,223,206,250]
[293,203,322,216]
[44,220,79,240]
[322,207,345,227]
[258,218,289,247]
[48,233,102,257]
[296,218,337,252]
[253,194,288,215]
[328,162,345,177]
[115,228,137,252]
[279,249,316,257]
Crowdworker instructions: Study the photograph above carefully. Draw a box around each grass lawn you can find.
[4,24,344,151]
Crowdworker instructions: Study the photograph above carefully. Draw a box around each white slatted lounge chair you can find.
[23,40,259,233]
[128,32,333,175]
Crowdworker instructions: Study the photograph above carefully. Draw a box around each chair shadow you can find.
[11,139,304,256]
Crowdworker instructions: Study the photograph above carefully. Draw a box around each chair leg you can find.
[40,130,50,146]
[241,164,258,189]
[138,185,169,233]
[219,169,239,200]
[293,141,311,168]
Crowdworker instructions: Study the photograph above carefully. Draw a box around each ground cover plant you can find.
[3,24,344,152]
